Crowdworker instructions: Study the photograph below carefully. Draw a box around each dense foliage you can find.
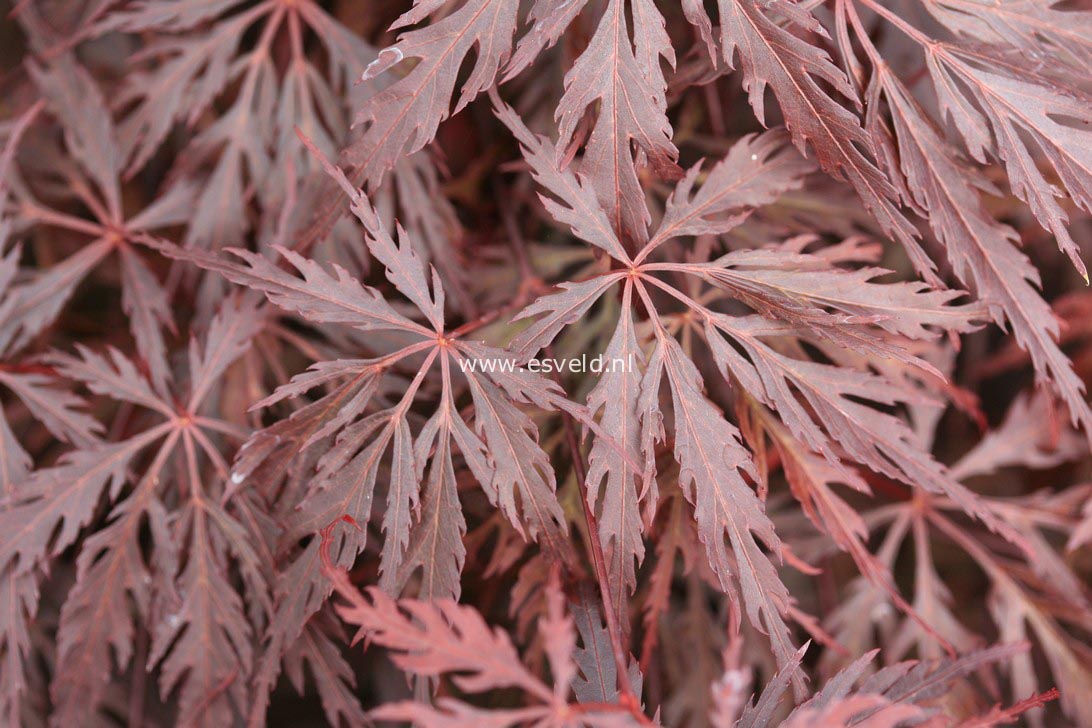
[0,0,1090,726]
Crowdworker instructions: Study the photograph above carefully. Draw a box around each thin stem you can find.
[856,0,933,47]
[639,270,716,321]
[21,204,106,238]
[545,345,639,712]
[839,0,886,68]
[189,424,233,482]
[181,428,205,502]
[393,347,439,418]
[192,416,250,440]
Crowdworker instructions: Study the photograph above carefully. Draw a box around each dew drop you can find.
[362,47,405,81]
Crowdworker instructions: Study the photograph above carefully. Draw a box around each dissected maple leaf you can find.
[496,97,1007,698]
[0,297,264,724]
[158,147,573,571]
[4,54,193,391]
[822,386,1091,725]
